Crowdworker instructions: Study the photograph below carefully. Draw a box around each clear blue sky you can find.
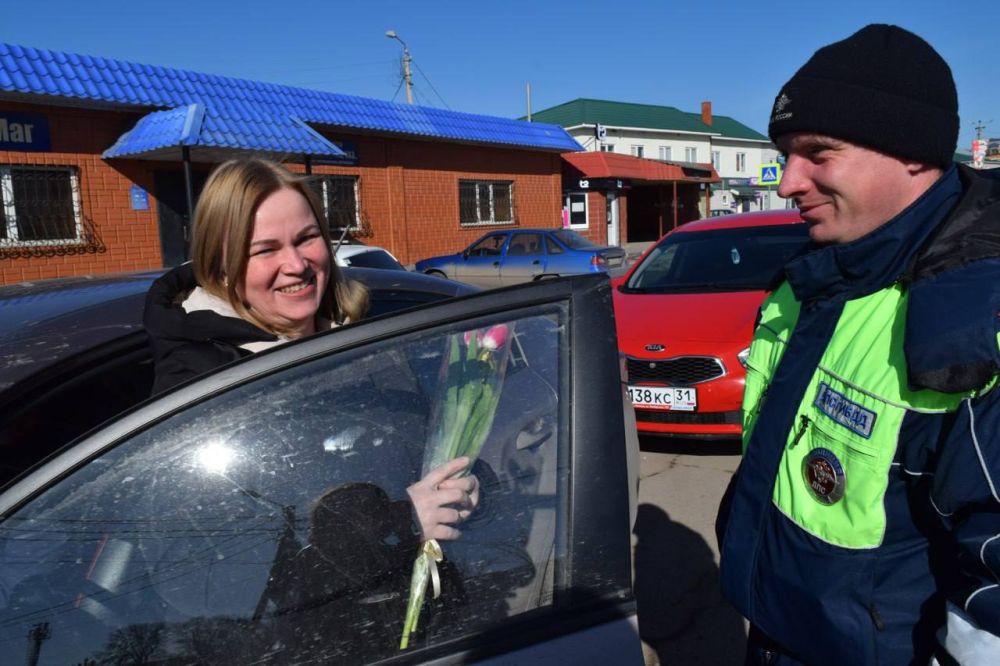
[2,0,996,152]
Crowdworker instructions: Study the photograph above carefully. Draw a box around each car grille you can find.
[636,409,741,425]
[626,356,725,385]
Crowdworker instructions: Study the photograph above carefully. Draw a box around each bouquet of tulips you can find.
[399,323,513,649]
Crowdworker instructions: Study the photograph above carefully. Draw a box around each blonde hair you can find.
[191,158,368,335]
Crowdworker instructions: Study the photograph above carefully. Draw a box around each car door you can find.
[499,232,546,286]
[0,275,641,665]
[454,232,508,287]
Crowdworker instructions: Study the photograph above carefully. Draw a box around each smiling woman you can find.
[142,158,481,556]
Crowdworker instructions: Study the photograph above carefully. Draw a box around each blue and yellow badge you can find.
[814,382,877,438]
[803,448,846,505]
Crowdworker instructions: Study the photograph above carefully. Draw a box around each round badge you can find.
[802,447,846,505]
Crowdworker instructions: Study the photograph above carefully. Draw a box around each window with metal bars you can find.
[458,180,514,226]
[0,165,83,245]
[309,175,359,235]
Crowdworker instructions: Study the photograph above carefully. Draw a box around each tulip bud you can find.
[480,324,509,351]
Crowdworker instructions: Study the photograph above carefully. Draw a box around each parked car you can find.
[415,228,626,288]
[614,210,809,439]
[333,241,407,271]
[0,270,641,665]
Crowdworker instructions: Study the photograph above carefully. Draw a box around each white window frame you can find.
[0,164,83,247]
[459,180,515,227]
[658,146,672,161]
[600,143,616,153]
[736,152,747,173]
[314,175,361,231]
[684,147,697,162]
[711,151,721,170]
[630,145,644,158]
[564,192,589,229]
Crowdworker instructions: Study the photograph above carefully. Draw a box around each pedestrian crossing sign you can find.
[759,163,782,186]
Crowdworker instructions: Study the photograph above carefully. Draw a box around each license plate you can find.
[627,385,697,411]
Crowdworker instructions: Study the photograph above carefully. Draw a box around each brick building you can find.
[0,43,581,285]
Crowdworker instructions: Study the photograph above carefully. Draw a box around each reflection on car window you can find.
[0,307,566,665]
[468,234,506,257]
[627,224,809,292]
[545,236,564,255]
[553,229,597,250]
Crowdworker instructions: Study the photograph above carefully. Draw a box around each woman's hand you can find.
[406,456,480,541]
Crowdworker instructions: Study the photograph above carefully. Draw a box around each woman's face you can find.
[242,187,331,337]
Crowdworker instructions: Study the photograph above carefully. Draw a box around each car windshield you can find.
[338,249,403,270]
[625,223,810,293]
[552,229,598,250]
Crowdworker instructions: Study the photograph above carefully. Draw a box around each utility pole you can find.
[385,30,413,105]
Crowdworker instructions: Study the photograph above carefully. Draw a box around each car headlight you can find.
[737,347,750,368]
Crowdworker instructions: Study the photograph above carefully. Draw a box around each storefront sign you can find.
[0,112,51,151]
[576,178,625,190]
[311,139,359,166]
[130,185,149,211]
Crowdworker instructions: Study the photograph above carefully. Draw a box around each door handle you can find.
[493,261,500,267]
[532,260,541,265]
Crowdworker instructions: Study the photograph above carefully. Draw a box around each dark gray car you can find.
[0,270,641,665]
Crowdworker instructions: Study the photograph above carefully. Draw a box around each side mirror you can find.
[462,249,471,260]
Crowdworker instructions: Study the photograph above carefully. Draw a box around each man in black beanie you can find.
[715,24,1000,665]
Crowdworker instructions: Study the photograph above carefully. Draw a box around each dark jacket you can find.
[717,165,1000,665]
[143,263,277,394]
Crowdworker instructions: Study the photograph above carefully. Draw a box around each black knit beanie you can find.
[768,24,958,167]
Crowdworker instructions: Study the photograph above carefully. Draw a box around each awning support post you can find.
[182,146,195,257]
[672,181,678,229]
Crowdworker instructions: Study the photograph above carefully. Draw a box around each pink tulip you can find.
[480,324,509,351]
[463,330,477,347]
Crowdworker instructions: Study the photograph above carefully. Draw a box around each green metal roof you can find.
[528,98,769,141]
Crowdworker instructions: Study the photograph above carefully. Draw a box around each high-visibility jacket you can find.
[718,165,1000,665]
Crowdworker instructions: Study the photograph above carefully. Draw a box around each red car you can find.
[613,210,809,438]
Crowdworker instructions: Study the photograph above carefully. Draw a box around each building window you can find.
[659,146,672,161]
[564,192,588,228]
[459,180,514,226]
[685,147,697,162]
[736,152,747,172]
[630,145,644,158]
[600,144,616,153]
[310,175,360,234]
[0,165,83,246]
[711,151,721,170]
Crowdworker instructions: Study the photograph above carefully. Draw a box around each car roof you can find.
[0,266,476,393]
[672,209,803,233]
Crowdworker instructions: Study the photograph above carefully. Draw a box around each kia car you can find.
[415,228,626,288]
[614,210,809,439]
[0,269,641,665]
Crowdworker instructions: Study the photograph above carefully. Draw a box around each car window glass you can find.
[628,224,809,292]
[552,229,597,250]
[0,306,567,665]
[467,234,505,257]
[338,250,403,271]
[507,233,542,257]
[545,236,564,254]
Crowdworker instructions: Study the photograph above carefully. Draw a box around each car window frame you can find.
[0,274,636,664]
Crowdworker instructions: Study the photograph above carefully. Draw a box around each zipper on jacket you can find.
[789,414,811,449]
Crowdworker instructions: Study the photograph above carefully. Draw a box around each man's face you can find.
[776,133,927,245]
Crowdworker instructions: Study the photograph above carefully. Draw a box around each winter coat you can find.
[717,165,1000,665]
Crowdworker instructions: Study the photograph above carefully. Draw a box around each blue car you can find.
[416,228,627,288]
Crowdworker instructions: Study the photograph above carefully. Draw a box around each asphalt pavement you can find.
[633,436,747,665]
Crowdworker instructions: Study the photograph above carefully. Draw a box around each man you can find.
[716,24,1000,665]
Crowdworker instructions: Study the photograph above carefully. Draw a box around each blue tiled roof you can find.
[0,43,581,156]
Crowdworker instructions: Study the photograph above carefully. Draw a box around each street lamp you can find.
[385,30,413,105]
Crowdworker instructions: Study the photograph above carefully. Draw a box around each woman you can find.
[144,157,477,544]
